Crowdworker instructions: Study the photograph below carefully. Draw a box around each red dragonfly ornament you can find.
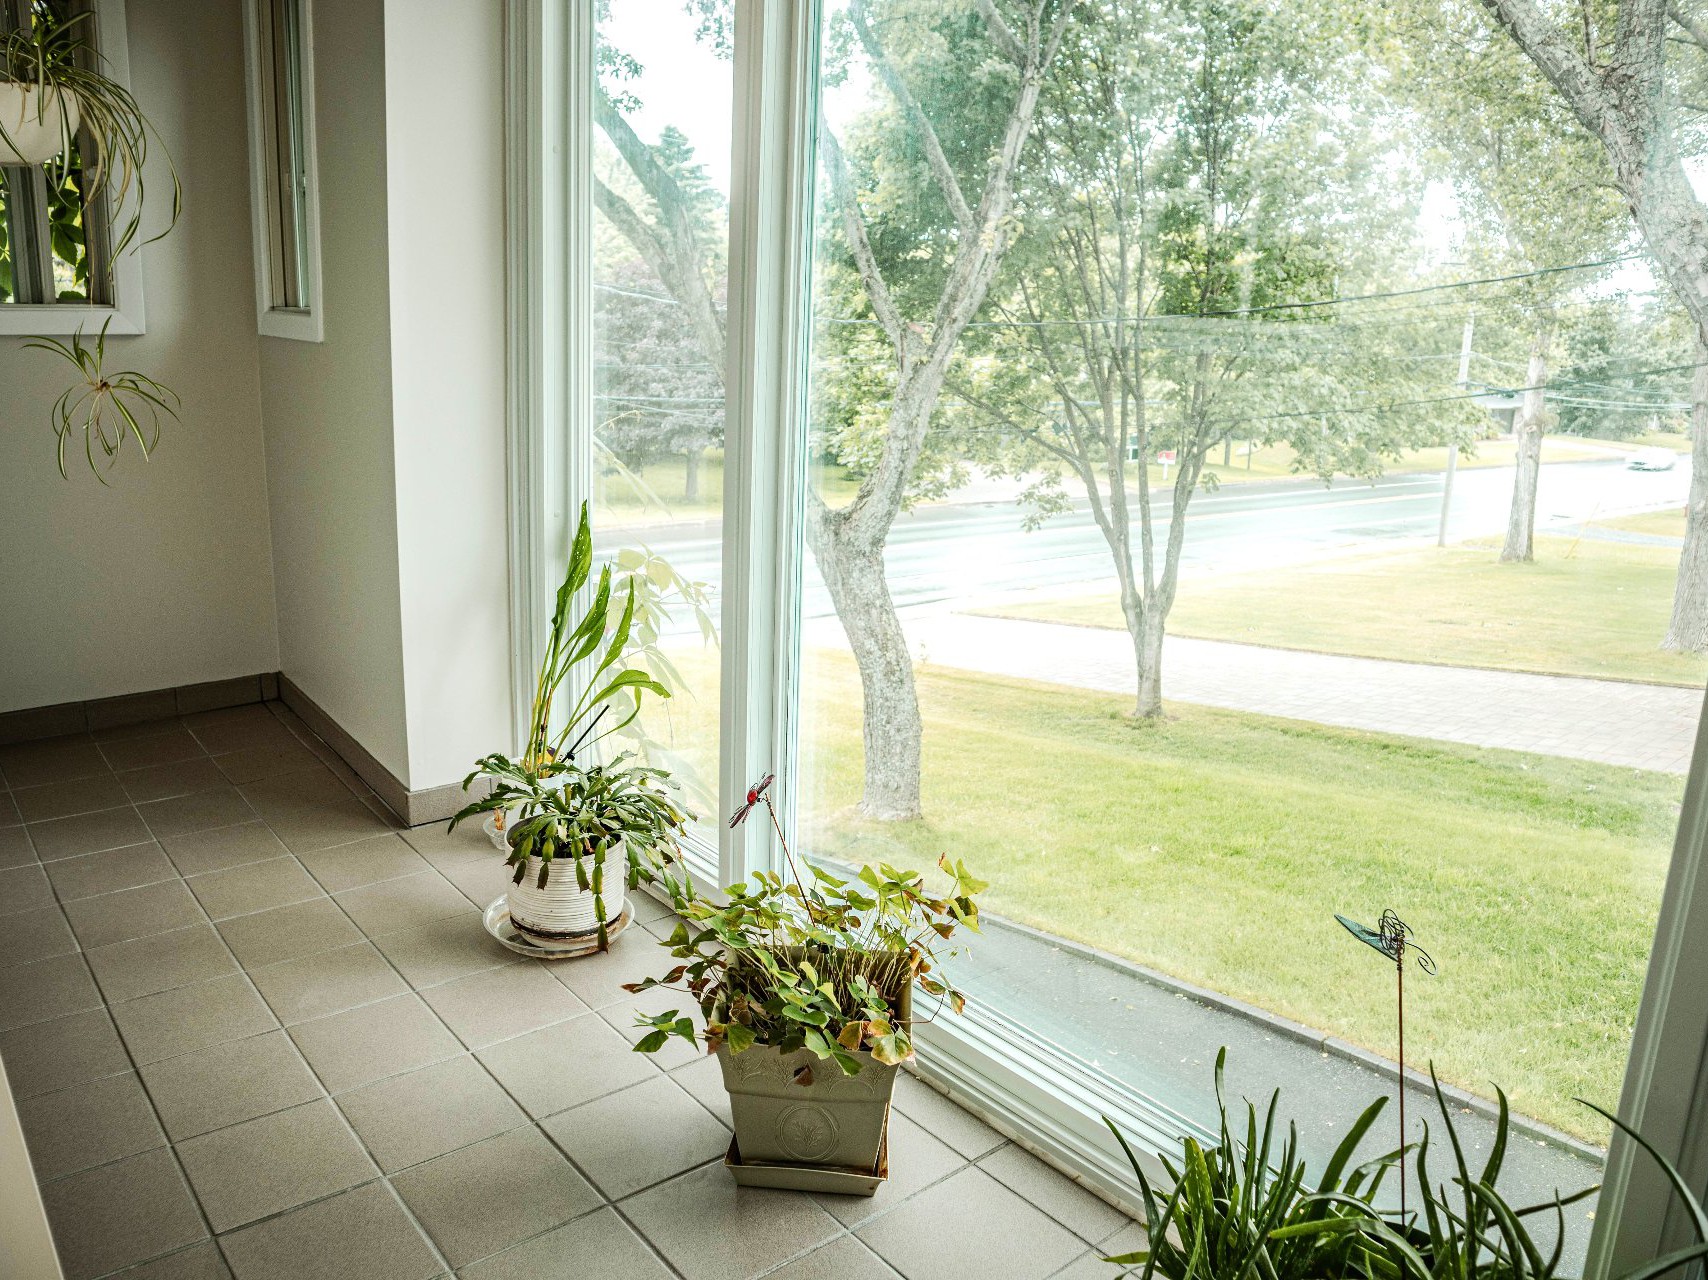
[728,773,775,829]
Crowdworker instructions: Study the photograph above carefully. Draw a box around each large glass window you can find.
[590,1,732,833]
[791,0,1689,1258]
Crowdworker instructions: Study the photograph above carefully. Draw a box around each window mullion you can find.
[719,0,821,888]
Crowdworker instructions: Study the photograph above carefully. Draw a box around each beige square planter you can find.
[717,1042,898,1189]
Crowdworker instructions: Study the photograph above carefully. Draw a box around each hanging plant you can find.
[24,320,179,483]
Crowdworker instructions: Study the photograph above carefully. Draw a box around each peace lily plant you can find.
[449,503,697,949]
[627,773,985,1185]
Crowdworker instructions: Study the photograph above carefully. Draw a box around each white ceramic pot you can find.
[506,847,623,939]
[0,83,79,166]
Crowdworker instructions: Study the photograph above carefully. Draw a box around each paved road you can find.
[604,455,1691,622]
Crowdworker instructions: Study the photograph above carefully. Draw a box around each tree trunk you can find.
[683,448,702,502]
[810,520,922,820]
[1131,605,1166,718]
[1501,328,1550,563]
[1666,329,1708,651]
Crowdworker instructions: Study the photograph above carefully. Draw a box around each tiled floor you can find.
[0,700,1140,1280]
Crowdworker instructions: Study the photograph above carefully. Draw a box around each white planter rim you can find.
[0,81,79,166]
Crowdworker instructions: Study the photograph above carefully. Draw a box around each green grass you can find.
[992,533,1708,687]
[1594,507,1687,540]
[596,452,863,524]
[792,653,1676,1140]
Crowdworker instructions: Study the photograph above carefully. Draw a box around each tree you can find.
[967,0,1455,717]
[805,0,1074,819]
[1476,0,1708,634]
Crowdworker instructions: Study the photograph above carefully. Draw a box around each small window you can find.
[243,0,321,340]
[0,0,144,334]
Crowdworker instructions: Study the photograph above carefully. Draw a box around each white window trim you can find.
[240,0,324,342]
[0,0,146,336]
[506,0,1708,1252]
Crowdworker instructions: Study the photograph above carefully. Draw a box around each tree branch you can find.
[850,0,975,232]
[1670,2,1708,52]
[973,0,1024,63]
[818,121,905,353]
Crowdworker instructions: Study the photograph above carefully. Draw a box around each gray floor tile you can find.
[140,1029,323,1140]
[249,941,408,1024]
[604,982,703,1069]
[761,1236,904,1280]
[390,1126,601,1268]
[289,992,463,1093]
[336,872,476,938]
[216,896,362,968]
[177,1098,375,1231]
[0,790,19,826]
[419,961,586,1048]
[99,727,208,772]
[669,1054,733,1127]
[297,833,430,892]
[542,1073,728,1199]
[539,925,656,1010]
[13,773,131,822]
[456,1206,670,1280]
[20,1070,166,1180]
[119,758,230,805]
[336,1054,525,1173]
[0,861,55,914]
[369,914,516,989]
[978,1142,1134,1244]
[0,737,112,789]
[212,740,323,785]
[87,924,240,1003]
[816,1110,966,1228]
[0,952,101,1030]
[138,786,258,839]
[111,973,279,1066]
[254,794,394,855]
[218,1181,442,1280]
[159,821,290,878]
[855,1165,1085,1280]
[39,1147,207,1280]
[106,1240,232,1279]
[187,708,302,756]
[30,806,153,861]
[1049,1249,1138,1280]
[0,1007,130,1099]
[45,841,177,901]
[63,879,205,948]
[187,857,323,920]
[0,823,36,868]
[893,1073,1008,1160]
[476,1013,658,1119]
[621,1161,843,1280]
[0,903,78,969]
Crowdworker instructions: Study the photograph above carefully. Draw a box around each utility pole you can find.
[1438,310,1475,547]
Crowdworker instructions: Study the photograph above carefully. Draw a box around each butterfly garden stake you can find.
[1335,909,1436,1224]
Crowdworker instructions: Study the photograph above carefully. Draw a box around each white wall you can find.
[383,0,513,792]
[0,0,278,713]
[255,0,410,781]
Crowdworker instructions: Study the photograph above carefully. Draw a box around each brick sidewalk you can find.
[881,612,1702,773]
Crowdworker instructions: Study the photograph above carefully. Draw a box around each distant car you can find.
[1628,447,1678,472]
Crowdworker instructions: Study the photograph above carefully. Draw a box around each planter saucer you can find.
[723,1125,888,1196]
[483,895,633,960]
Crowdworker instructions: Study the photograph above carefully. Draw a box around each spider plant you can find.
[23,319,179,482]
[1106,1048,1399,1280]
[1,8,180,262]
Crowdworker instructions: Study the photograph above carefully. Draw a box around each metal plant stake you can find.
[1335,909,1436,1223]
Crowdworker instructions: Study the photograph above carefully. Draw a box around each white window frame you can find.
[0,0,147,336]
[240,0,324,342]
[507,0,1708,1254]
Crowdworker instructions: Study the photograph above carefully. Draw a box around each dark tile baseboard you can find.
[0,674,279,746]
[1,673,479,828]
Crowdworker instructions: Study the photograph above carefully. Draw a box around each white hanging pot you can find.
[506,844,623,940]
[0,83,79,166]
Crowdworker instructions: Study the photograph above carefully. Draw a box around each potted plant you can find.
[1,8,179,257]
[627,773,986,1192]
[449,502,693,951]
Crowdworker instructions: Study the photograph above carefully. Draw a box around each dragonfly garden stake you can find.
[1334,909,1436,1226]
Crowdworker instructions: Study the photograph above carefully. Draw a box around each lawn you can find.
[991,533,1708,687]
[1594,507,1687,539]
[792,654,1677,1141]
